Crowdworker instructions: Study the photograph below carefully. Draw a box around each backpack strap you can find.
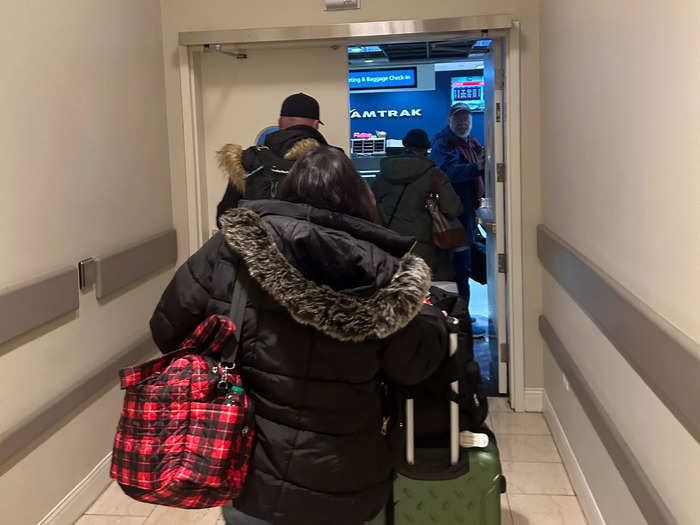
[244,148,295,199]
[222,260,250,364]
[252,146,295,173]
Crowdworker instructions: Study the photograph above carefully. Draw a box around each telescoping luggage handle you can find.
[406,315,461,466]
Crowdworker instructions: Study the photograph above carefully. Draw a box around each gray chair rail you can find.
[540,316,677,525]
[0,267,79,345]
[538,224,700,443]
[94,229,177,299]
[1,229,177,346]
[0,229,177,473]
[0,334,155,476]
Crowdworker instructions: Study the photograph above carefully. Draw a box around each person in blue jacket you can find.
[431,103,485,336]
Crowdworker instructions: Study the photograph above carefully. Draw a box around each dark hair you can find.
[278,145,381,224]
[402,128,431,149]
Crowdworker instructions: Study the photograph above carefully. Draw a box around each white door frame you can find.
[504,21,524,410]
[176,15,526,412]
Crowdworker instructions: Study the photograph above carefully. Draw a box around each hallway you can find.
[2,2,698,524]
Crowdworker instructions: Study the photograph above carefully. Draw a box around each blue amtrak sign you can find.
[349,108,422,119]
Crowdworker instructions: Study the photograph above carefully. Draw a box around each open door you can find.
[196,44,350,237]
[480,38,509,394]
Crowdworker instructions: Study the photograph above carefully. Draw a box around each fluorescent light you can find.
[348,45,383,54]
[434,61,484,72]
[474,39,492,47]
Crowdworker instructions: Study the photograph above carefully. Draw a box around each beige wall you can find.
[199,46,350,234]
[540,1,700,523]
[159,0,545,388]
[0,1,171,523]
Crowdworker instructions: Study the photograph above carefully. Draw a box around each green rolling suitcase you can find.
[385,440,505,525]
[369,317,506,525]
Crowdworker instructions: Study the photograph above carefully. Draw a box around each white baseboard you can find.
[543,392,606,525]
[524,387,544,412]
[39,452,113,525]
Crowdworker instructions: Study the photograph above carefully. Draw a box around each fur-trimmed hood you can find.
[218,202,431,342]
[217,125,327,192]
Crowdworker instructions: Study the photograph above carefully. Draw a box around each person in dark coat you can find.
[431,104,486,337]
[373,129,463,281]
[215,93,329,227]
[150,146,450,525]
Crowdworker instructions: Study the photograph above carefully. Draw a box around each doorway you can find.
[177,15,525,409]
[345,38,505,394]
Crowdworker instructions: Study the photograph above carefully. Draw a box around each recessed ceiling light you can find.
[348,45,383,54]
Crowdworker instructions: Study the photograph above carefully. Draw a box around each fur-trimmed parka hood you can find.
[217,125,327,192]
[218,201,431,342]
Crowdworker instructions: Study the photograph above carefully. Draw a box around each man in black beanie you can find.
[215,93,329,226]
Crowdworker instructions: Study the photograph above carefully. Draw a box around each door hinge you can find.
[496,163,506,182]
[482,222,496,235]
[496,102,502,123]
[495,68,505,90]
[498,253,507,273]
[500,343,510,362]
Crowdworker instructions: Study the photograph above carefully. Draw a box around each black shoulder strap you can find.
[222,260,250,363]
[387,184,409,227]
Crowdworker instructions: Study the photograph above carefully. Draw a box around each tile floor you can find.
[80,398,587,524]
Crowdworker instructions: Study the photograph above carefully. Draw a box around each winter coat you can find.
[373,153,463,281]
[430,127,484,237]
[215,125,328,227]
[150,200,449,525]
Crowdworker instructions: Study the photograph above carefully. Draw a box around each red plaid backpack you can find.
[110,265,253,508]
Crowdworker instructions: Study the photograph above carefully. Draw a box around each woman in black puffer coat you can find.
[150,146,449,525]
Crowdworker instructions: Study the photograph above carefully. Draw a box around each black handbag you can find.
[470,231,487,285]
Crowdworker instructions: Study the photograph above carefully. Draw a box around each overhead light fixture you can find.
[348,45,383,54]
[364,59,374,63]
[434,61,484,72]
[474,39,492,47]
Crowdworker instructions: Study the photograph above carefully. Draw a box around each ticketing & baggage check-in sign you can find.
[349,68,418,90]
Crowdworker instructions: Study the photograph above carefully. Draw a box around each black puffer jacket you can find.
[373,153,463,281]
[150,200,448,525]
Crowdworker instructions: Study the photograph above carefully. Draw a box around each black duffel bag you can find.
[401,286,489,448]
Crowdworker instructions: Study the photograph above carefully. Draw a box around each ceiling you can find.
[347,39,491,65]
